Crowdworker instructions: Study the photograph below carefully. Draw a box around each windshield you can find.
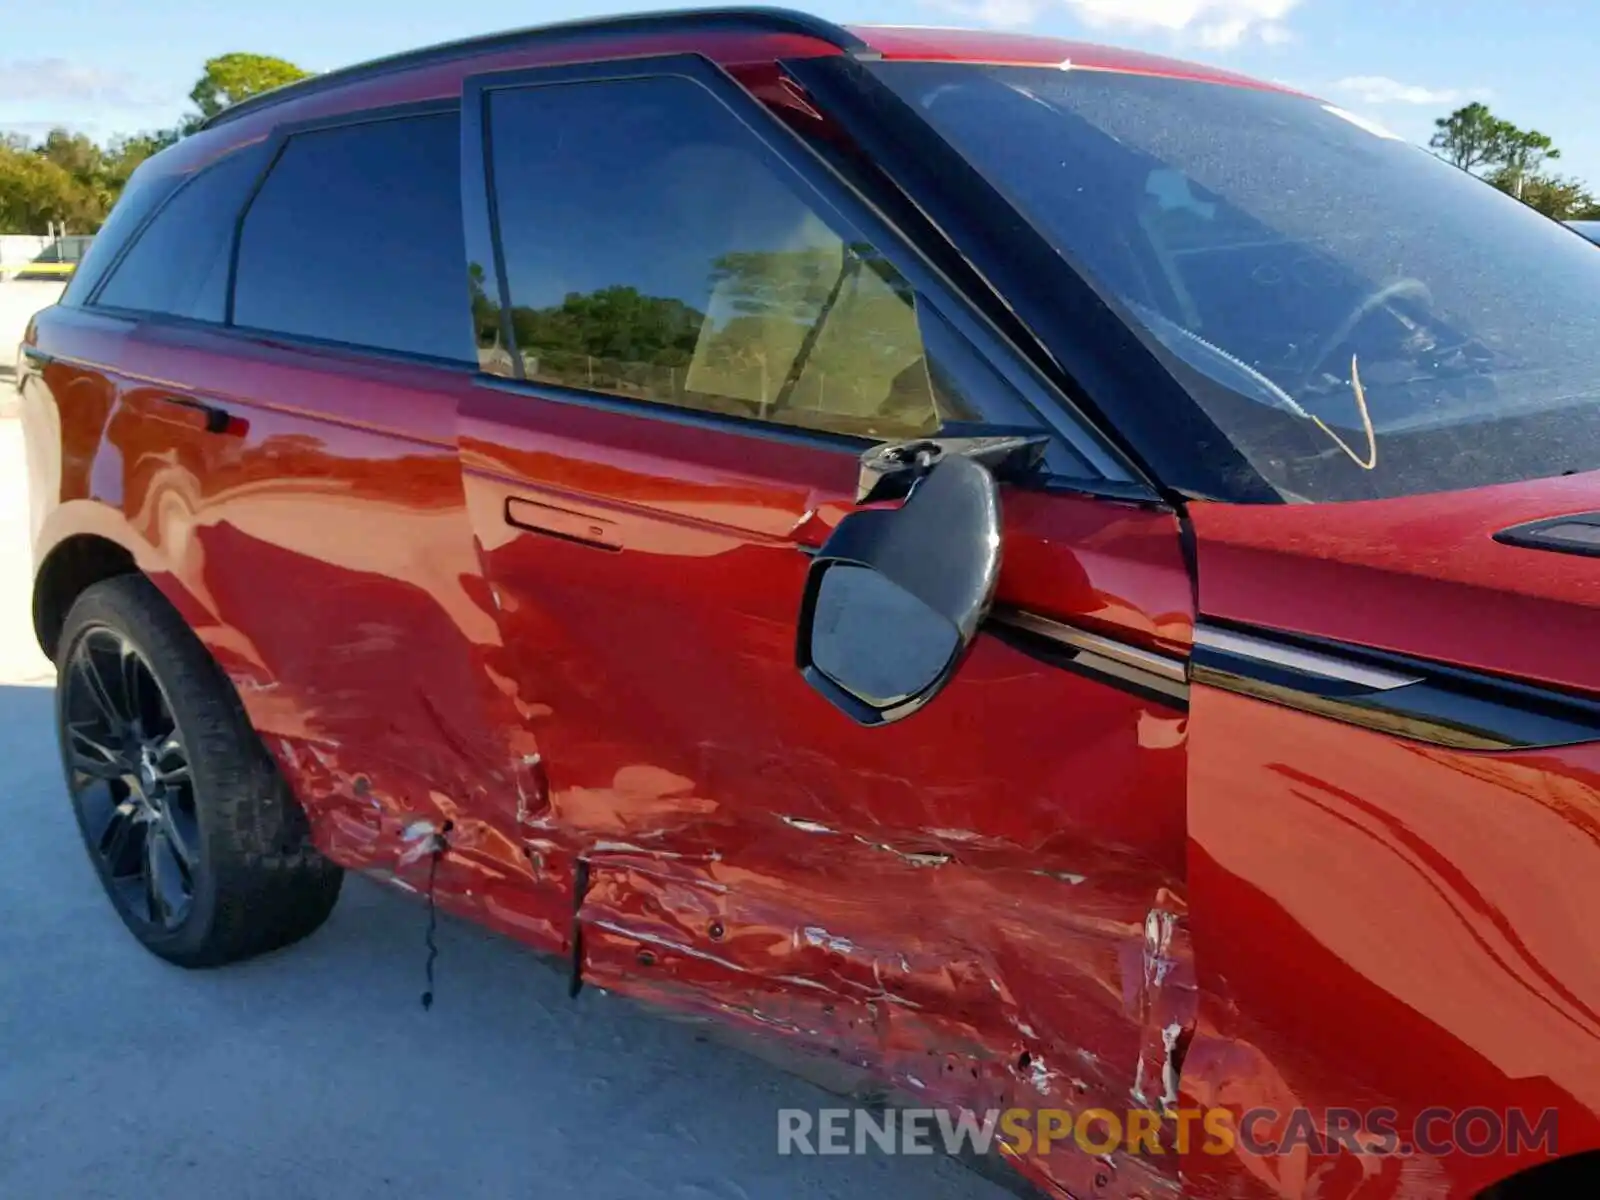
[871,62,1600,502]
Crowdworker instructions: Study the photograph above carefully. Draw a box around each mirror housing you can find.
[796,454,1001,725]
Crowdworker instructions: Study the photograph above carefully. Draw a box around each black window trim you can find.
[461,52,1152,495]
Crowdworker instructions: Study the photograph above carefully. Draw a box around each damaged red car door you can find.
[454,53,1197,1198]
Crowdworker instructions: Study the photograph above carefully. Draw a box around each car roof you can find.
[198,6,1298,134]
[852,24,1298,94]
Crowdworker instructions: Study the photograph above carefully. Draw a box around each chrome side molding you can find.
[1193,620,1600,751]
[988,609,1189,708]
[1194,626,1421,693]
[987,609,1600,751]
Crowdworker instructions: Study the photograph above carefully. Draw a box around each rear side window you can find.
[484,76,975,441]
[93,145,268,321]
[232,112,473,362]
[63,163,181,307]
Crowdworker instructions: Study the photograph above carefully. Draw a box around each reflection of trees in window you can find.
[692,245,940,433]
[511,285,705,399]
[468,261,513,376]
[691,246,844,411]
[493,248,948,438]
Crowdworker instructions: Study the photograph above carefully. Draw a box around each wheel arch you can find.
[31,501,217,665]
[33,534,140,660]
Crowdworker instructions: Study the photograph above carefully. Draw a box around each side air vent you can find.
[1494,513,1600,559]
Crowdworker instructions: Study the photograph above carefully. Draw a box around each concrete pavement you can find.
[1,282,64,418]
[1,280,63,355]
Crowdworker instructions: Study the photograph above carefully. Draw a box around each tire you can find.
[54,574,342,966]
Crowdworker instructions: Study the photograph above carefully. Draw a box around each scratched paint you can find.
[27,297,1200,1200]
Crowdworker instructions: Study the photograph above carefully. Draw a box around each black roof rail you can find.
[201,7,871,130]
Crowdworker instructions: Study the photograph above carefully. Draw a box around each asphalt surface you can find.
[0,411,1010,1200]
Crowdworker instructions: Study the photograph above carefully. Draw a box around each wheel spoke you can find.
[143,834,167,927]
[73,640,129,730]
[161,806,199,870]
[119,643,146,731]
[145,829,190,929]
[70,752,126,781]
[99,801,147,878]
[67,723,128,780]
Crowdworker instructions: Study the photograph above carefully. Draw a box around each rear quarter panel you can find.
[23,306,568,953]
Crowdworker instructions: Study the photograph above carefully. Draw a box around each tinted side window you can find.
[63,164,178,307]
[93,146,267,321]
[485,77,975,440]
[233,112,473,362]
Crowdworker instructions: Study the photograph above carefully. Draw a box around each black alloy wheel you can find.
[60,625,201,932]
[55,575,342,966]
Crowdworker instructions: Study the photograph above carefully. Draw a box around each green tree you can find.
[100,132,174,190]
[1488,170,1598,221]
[1429,101,1597,217]
[0,51,310,233]
[189,52,311,119]
[0,143,102,232]
[1496,126,1561,199]
[37,129,104,183]
[35,128,117,218]
[510,286,704,396]
[1429,102,1512,173]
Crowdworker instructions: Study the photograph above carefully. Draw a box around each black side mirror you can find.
[796,454,1001,725]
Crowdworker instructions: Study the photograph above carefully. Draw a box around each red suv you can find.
[17,10,1600,1199]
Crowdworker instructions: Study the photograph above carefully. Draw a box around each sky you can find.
[4,0,1600,187]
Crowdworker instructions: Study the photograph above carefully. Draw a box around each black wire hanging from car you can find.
[417,820,452,1011]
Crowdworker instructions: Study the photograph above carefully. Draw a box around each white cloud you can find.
[0,59,172,109]
[1331,75,1483,107]
[934,0,1302,47]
